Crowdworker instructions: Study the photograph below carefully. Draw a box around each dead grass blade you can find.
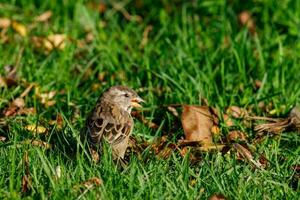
[233,143,262,169]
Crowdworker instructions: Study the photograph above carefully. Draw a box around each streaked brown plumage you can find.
[86,86,144,160]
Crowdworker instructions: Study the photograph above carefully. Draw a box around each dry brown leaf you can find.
[55,165,61,180]
[0,18,11,29]
[226,106,247,118]
[13,97,25,108]
[81,177,103,188]
[223,114,234,127]
[23,139,51,149]
[35,11,52,22]
[227,130,247,142]
[44,34,66,51]
[0,76,6,87]
[12,21,27,37]
[90,148,100,163]
[0,136,6,141]
[3,106,18,117]
[254,106,300,135]
[17,107,36,115]
[238,10,256,34]
[36,89,57,107]
[25,125,47,135]
[258,154,268,169]
[181,105,218,144]
[209,194,227,200]
[167,106,179,117]
[211,125,220,135]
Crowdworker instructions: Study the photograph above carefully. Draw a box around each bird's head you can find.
[102,86,144,112]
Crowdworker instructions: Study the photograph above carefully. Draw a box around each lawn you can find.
[0,0,299,199]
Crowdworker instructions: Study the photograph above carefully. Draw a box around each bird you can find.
[86,86,144,161]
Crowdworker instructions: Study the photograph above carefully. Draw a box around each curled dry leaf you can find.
[238,10,256,34]
[167,106,179,117]
[36,88,56,107]
[44,34,66,51]
[12,21,27,37]
[90,148,100,163]
[181,105,219,144]
[80,177,103,188]
[23,139,51,149]
[227,130,247,142]
[25,124,47,135]
[35,11,52,22]
[55,166,62,179]
[13,97,25,108]
[0,18,11,28]
[0,136,6,141]
[226,106,248,118]
[209,194,227,200]
[254,106,300,135]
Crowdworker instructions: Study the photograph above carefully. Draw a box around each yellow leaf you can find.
[0,18,11,28]
[25,125,47,134]
[35,11,52,22]
[12,21,27,37]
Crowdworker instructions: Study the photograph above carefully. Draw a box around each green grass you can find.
[0,0,299,199]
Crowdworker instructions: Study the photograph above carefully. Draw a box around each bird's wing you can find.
[87,101,133,146]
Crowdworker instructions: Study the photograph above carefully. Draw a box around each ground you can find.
[0,0,299,199]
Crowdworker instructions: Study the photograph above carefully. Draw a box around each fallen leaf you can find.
[223,114,234,127]
[291,165,300,172]
[0,77,6,87]
[44,34,66,51]
[181,105,218,144]
[55,165,61,180]
[23,139,51,149]
[258,154,268,169]
[226,106,247,118]
[90,148,100,163]
[17,107,36,115]
[238,10,256,34]
[167,106,179,117]
[12,21,27,37]
[35,11,52,22]
[211,125,220,135]
[25,125,47,135]
[81,177,103,188]
[36,88,57,107]
[227,130,247,142]
[209,194,227,200]
[3,106,18,117]
[0,18,11,29]
[13,97,25,108]
[0,136,6,141]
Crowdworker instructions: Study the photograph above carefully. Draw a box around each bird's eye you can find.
[124,93,130,98]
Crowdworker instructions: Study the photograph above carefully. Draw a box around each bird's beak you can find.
[131,96,145,108]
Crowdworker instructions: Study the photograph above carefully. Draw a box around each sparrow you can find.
[86,86,144,160]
